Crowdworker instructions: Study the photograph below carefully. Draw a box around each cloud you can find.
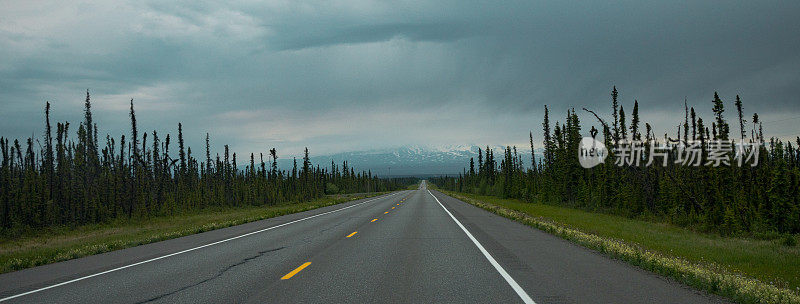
[269,22,476,50]
[1,0,800,159]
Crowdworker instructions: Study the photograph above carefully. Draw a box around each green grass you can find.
[0,192,385,274]
[443,191,800,304]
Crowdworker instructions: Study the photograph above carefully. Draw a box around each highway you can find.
[0,181,725,303]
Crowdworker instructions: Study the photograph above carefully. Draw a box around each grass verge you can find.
[441,190,800,304]
[0,192,386,274]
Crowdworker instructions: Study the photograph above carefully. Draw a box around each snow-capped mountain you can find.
[294,145,532,176]
[269,145,539,176]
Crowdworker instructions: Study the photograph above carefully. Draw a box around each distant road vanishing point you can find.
[0,181,724,303]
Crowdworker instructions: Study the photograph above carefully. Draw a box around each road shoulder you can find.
[430,190,730,304]
[0,191,404,299]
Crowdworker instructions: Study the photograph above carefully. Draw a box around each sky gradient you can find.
[2,1,800,157]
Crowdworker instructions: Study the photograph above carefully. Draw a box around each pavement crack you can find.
[135,246,286,303]
[299,219,349,243]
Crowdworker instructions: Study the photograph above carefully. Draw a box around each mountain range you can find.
[276,145,535,177]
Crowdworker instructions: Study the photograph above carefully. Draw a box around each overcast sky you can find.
[2,1,800,157]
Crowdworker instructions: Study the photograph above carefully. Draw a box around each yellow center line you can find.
[281,262,311,280]
[384,211,389,214]
[371,218,378,222]
[396,203,400,205]
[346,231,358,238]
[391,207,395,209]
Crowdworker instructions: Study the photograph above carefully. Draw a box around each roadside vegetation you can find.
[431,87,800,302]
[433,88,800,237]
[440,190,800,304]
[0,91,415,238]
[0,192,385,274]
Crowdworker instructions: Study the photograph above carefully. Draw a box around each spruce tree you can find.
[631,100,640,141]
[129,99,139,165]
[612,86,620,141]
[711,92,729,140]
[477,148,483,176]
[543,105,553,167]
[205,133,212,175]
[529,131,536,172]
[178,123,186,177]
[469,157,475,176]
[735,95,745,141]
[620,106,627,141]
[84,90,94,157]
[683,99,689,143]
[270,148,278,179]
[691,107,697,141]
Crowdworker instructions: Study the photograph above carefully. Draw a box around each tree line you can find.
[433,88,800,236]
[0,91,413,236]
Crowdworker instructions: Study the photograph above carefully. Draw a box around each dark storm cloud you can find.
[1,0,800,157]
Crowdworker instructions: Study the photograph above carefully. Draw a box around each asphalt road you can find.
[0,181,725,303]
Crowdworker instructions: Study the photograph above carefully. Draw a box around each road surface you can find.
[0,181,724,303]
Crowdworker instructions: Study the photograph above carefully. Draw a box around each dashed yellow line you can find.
[281,262,311,280]
[391,207,395,209]
[371,218,378,222]
[384,211,389,214]
[346,231,358,238]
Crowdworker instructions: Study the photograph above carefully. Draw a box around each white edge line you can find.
[427,190,536,304]
[0,191,404,302]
